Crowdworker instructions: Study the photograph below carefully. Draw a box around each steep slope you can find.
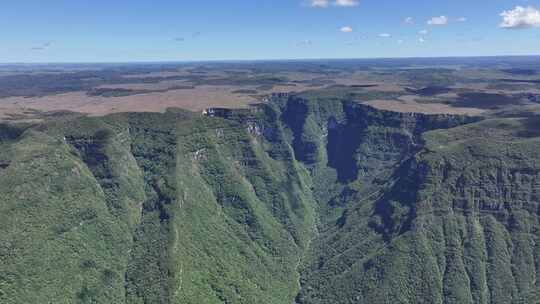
[0,108,316,303]
[0,123,140,303]
[277,97,540,304]
[1,95,539,304]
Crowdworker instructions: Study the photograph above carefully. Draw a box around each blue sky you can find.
[1,0,540,62]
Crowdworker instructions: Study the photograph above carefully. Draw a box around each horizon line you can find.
[1,54,540,66]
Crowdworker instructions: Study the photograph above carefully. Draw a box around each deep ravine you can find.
[1,96,539,304]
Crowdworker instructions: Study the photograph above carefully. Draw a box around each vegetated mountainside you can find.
[0,94,539,304]
[0,107,315,304]
[283,97,540,304]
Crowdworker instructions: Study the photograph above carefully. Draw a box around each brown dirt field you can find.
[362,99,485,115]
[330,72,405,92]
[281,72,325,81]
[267,83,324,93]
[0,85,257,118]
[122,71,187,78]
[97,79,193,90]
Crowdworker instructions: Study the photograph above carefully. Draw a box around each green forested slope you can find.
[283,99,540,304]
[0,127,137,303]
[0,108,315,303]
[1,96,539,304]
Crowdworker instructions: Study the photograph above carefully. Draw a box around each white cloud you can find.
[296,39,313,46]
[427,16,448,26]
[457,17,467,22]
[379,33,391,38]
[500,6,540,29]
[404,17,414,24]
[418,29,429,35]
[334,0,358,7]
[419,37,426,43]
[340,26,353,33]
[307,0,358,8]
[397,39,404,44]
[309,0,329,8]
[334,0,359,7]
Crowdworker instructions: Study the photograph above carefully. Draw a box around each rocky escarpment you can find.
[275,96,540,304]
[1,95,539,304]
[276,95,479,216]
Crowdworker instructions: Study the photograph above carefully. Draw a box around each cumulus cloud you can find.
[308,0,358,8]
[296,39,313,46]
[309,0,329,7]
[427,16,448,25]
[457,17,467,22]
[379,33,391,38]
[500,6,540,29]
[340,26,353,33]
[334,0,359,7]
[419,37,426,43]
[404,17,414,24]
[418,29,429,35]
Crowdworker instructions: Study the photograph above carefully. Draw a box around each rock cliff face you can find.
[0,96,539,304]
[278,97,539,304]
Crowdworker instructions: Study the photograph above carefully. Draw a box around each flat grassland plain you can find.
[2,57,540,121]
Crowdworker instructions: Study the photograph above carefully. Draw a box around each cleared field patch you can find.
[362,99,485,115]
[0,85,257,118]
